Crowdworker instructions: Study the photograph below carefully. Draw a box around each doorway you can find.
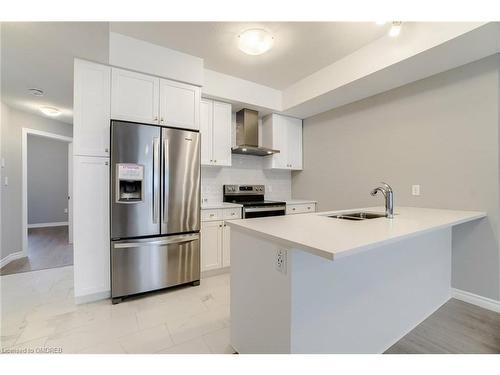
[0,129,73,275]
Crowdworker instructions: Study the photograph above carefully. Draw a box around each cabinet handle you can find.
[292,207,296,210]
[307,206,311,210]
[214,159,217,163]
[219,224,222,228]
[105,148,109,153]
[224,224,227,227]
[104,161,109,166]
[154,116,158,122]
[161,118,164,123]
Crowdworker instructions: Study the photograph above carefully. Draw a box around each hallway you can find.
[0,226,73,276]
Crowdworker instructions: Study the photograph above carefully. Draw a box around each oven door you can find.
[243,205,286,219]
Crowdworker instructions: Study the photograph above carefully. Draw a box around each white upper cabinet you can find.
[200,99,213,165]
[212,101,232,166]
[111,68,160,125]
[73,59,111,157]
[159,79,200,130]
[110,68,201,131]
[200,98,232,167]
[262,114,303,170]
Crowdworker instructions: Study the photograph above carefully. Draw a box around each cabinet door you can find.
[286,117,303,170]
[111,68,159,125]
[212,101,232,166]
[201,221,223,272]
[159,79,200,130]
[73,156,110,298]
[73,59,111,157]
[222,223,231,268]
[200,99,213,165]
[272,115,289,169]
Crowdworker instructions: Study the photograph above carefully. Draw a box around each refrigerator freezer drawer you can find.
[111,233,200,298]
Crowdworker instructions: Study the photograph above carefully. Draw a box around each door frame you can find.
[22,128,73,256]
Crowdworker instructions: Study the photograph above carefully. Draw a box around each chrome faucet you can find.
[370,182,394,219]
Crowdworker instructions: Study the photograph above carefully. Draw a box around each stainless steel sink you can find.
[328,212,387,221]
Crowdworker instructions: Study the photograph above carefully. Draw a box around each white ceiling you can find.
[110,22,388,90]
[1,22,109,124]
[1,22,388,124]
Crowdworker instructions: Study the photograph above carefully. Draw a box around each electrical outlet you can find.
[275,249,287,274]
[412,185,421,196]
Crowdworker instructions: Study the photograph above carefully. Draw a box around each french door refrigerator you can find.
[110,120,200,303]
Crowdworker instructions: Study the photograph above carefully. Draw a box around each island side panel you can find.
[290,228,452,354]
[230,229,292,354]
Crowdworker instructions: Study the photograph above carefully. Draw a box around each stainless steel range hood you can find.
[231,109,279,156]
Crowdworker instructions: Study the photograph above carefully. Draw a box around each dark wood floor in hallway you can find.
[386,298,500,354]
[0,226,73,276]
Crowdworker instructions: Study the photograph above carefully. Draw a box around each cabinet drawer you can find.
[286,203,316,215]
[223,208,242,220]
[201,209,222,221]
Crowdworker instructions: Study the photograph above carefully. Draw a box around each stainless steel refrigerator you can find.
[110,120,200,303]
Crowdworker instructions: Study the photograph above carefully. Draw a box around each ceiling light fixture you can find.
[39,106,61,117]
[238,28,274,55]
[28,88,44,96]
[389,21,402,37]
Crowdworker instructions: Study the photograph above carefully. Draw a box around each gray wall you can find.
[292,55,500,301]
[27,135,68,225]
[0,105,72,259]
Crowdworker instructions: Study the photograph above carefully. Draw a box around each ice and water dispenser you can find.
[115,163,144,203]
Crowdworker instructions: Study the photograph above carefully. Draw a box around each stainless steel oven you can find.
[223,185,286,219]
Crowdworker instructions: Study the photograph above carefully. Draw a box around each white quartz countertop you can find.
[284,199,317,205]
[226,206,486,260]
[201,202,243,209]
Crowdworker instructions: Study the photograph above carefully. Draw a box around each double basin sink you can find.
[328,211,387,221]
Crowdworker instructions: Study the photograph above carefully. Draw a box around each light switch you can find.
[412,185,420,196]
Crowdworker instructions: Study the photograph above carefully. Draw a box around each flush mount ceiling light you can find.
[39,106,61,117]
[389,21,403,37]
[238,28,274,55]
[28,88,44,96]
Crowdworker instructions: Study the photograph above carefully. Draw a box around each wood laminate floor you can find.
[386,298,500,354]
[0,226,73,276]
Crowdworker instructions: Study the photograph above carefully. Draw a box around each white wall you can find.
[27,135,69,225]
[109,32,204,86]
[292,55,500,301]
[0,105,72,259]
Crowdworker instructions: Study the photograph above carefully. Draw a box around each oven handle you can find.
[243,206,286,213]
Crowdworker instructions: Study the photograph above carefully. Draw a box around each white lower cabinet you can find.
[73,156,110,300]
[222,223,231,268]
[201,207,241,272]
[201,221,223,272]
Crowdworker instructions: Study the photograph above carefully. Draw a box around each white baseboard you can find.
[28,221,68,228]
[452,288,500,313]
[0,251,27,268]
[75,290,110,305]
[201,267,230,279]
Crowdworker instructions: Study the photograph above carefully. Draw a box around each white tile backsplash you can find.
[201,154,291,203]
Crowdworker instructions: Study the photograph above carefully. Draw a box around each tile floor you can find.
[0,266,232,354]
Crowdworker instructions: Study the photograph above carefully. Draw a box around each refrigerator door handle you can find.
[152,137,160,224]
[113,233,199,248]
[162,137,169,224]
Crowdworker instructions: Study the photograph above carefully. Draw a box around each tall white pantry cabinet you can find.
[73,59,111,302]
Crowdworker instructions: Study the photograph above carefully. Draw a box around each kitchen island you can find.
[227,207,485,353]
